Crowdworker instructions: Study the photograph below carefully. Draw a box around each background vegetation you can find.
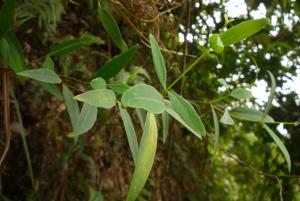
[0,0,300,200]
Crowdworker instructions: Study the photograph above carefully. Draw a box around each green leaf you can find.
[110,82,130,94]
[230,88,253,100]
[0,0,16,37]
[217,78,228,89]
[118,102,139,165]
[135,108,146,131]
[39,82,62,99]
[162,111,169,144]
[17,68,62,84]
[73,103,98,136]
[168,91,206,138]
[126,113,158,201]
[230,107,274,123]
[98,7,125,51]
[74,89,116,109]
[220,18,270,47]
[209,34,224,54]
[63,85,80,129]
[263,71,276,120]
[48,34,103,56]
[211,106,220,153]
[220,109,235,125]
[121,84,166,114]
[149,34,167,89]
[90,77,107,89]
[42,55,54,70]
[96,45,138,80]
[262,124,291,172]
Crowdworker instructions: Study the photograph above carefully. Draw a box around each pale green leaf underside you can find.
[63,85,80,130]
[74,103,98,136]
[17,68,61,84]
[90,77,107,89]
[220,109,235,125]
[231,88,253,100]
[230,107,274,123]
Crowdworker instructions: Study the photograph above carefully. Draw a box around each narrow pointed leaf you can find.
[63,85,80,129]
[135,108,146,131]
[17,68,62,84]
[262,71,276,120]
[98,7,125,50]
[230,107,274,123]
[48,34,103,56]
[118,102,139,165]
[149,34,167,88]
[211,106,220,153]
[90,77,107,89]
[74,103,98,135]
[230,88,252,100]
[40,82,62,99]
[263,124,291,172]
[96,45,138,80]
[126,113,158,201]
[0,0,16,37]
[121,84,166,114]
[220,109,235,125]
[162,111,169,144]
[220,18,270,46]
[168,91,206,138]
[74,89,116,109]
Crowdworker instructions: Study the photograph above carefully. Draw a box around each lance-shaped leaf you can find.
[74,103,98,136]
[121,84,166,114]
[230,88,253,100]
[126,113,158,201]
[168,91,206,138]
[118,102,139,165]
[211,106,220,153]
[220,109,235,125]
[63,85,80,129]
[149,34,167,89]
[96,45,138,80]
[220,18,270,47]
[230,107,274,123]
[17,68,62,84]
[0,0,16,37]
[162,111,170,144]
[263,124,291,172]
[262,71,276,120]
[98,7,125,51]
[74,89,116,109]
[90,77,107,89]
[48,34,103,56]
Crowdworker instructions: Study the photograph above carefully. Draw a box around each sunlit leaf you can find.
[230,107,274,123]
[162,111,170,144]
[74,89,116,109]
[220,18,270,47]
[0,0,16,37]
[48,34,103,56]
[90,77,107,89]
[63,85,80,129]
[126,113,158,201]
[262,124,291,172]
[230,88,252,100]
[17,68,62,84]
[168,91,206,138]
[74,103,98,136]
[211,106,220,153]
[121,84,166,114]
[209,34,224,54]
[220,109,235,125]
[118,102,139,165]
[98,7,125,51]
[96,45,138,80]
[149,34,167,88]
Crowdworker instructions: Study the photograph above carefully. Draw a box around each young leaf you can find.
[262,124,291,172]
[90,77,107,89]
[0,0,16,37]
[220,18,270,47]
[98,7,125,51]
[74,89,116,109]
[95,45,138,80]
[126,113,158,201]
[118,102,139,165]
[211,106,220,153]
[162,111,170,144]
[121,84,166,114]
[17,68,62,84]
[110,82,130,94]
[220,109,235,125]
[262,71,276,120]
[42,55,54,70]
[149,34,167,89]
[63,85,80,129]
[209,34,224,54]
[48,34,103,56]
[230,88,253,100]
[217,78,228,89]
[168,91,206,138]
[230,107,274,123]
[74,103,98,136]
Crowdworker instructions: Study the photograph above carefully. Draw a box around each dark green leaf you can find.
[63,85,80,129]
[96,45,138,80]
[230,88,253,100]
[230,107,274,123]
[211,106,220,153]
[0,0,16,37]
[39,82,62,100]
[17,68,62,84]
[42,55,54,70]
[162,111,169,144]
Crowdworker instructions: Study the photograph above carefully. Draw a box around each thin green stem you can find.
[10,88,35,189]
